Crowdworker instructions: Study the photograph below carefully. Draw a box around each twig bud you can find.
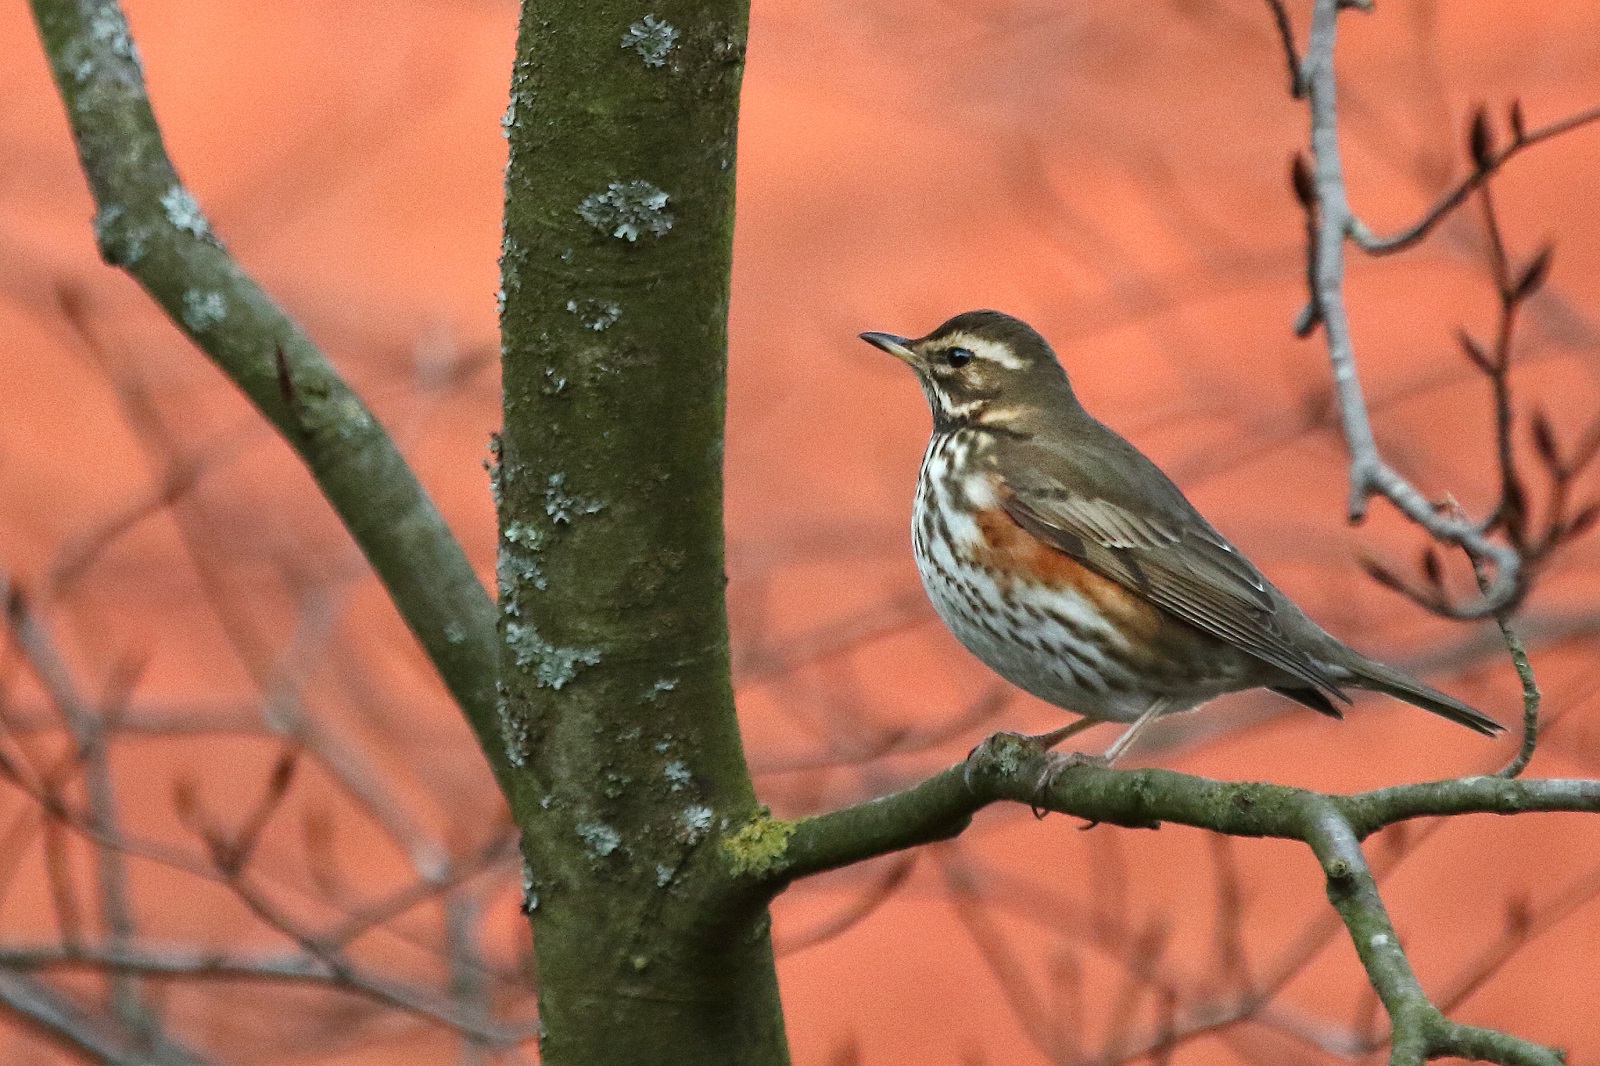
[1468,107,1496,170]
[173,778,200,826]
[4,583,24,626]
[267,749,299,801]
[1290,152,1316,209]
[1509,99,1527,144]
[1294,301,1322,338]
[1360,557,1413,597]
[1504,895,1532,936]
[1513,245,1554,302]
[1531,410,1562,473]
[1503,478,1529,545]
[1567,501,1600,541]
[1420,547,1444,590]
[1456,329,1493,372]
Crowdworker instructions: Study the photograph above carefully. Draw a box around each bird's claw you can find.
[962,731,1107,809]
[1030,751,1109,818]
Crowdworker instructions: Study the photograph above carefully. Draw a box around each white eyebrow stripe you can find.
[954,335,1026,370]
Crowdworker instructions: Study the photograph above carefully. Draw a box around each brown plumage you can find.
[861,309,1502,760]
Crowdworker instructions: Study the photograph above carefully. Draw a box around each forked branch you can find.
[758,735,1591,1064]
[27,0,507,786]
[1351,102,1600,255]
[1284,0,1600,617]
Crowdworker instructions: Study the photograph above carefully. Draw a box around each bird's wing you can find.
[997,478,1349,698]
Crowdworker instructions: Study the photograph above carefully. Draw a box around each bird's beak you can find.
[859,331,916,363]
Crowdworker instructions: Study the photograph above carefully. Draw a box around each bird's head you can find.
[860,309,1073,431]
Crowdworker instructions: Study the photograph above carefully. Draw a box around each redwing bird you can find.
[861,310,1502,763]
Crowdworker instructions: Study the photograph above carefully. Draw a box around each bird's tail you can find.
[1346,657,1504,737]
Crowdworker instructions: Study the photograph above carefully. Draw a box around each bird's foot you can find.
[962,730,1110,806]
[964,721,1093,767]
[1030,751,1110,818]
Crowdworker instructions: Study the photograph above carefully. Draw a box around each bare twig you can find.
[0,945,534,1047]
[1294,0,1525,612]
[751,685,1009,776]
[1350,102,1600,255]
[1279,1,1600,617]
[4,582,155,1045]
[1471,550,1543,780]
[939,849,1057,1058]
[1263,0,1304,98]
[774,855,915,958]
[1208,835,1252,995]
[1099,916,1168,1063]
[0,968,207,1066]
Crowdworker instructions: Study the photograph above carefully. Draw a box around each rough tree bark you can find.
[496,3,789,1063]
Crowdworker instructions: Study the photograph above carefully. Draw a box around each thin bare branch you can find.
[1263,0,1304,98]
[4,581,154,1042]
[1483,567,1541,779]
[1350,102,1600,255]
[0,968,208,1066]
[1207,835,1252,995]
[0,945,535,1047]
[939,849,1057,1059]
[1297,0,1521,610]
[774,854,915,958]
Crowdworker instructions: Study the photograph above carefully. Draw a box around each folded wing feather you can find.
[998,483,1349,700]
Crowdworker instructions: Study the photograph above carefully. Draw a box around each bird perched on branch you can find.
[861,310,1502,763]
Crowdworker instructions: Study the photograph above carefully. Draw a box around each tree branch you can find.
[1492,612,1541,778]
[780,740,1600,881]
[3,586,153,1043]
[765,734,1598,1063]
[1289,0,1533,615]
[26,0,507,787]
[0,968,208,1066]
[1262,0,1304,99]
[1300,803,1559,1066]
[1350,102,1600,255]
[0,945,534,1047]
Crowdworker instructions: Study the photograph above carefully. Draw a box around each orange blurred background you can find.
[3,0,1600,1062]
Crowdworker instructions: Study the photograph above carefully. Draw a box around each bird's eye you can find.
[946,347,975,368]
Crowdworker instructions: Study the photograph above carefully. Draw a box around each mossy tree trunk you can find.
[496,3,788,1063]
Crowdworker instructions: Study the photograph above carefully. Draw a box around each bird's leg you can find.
[1101,699,1170,766]
[1031,703,1170,814]
[1022,717,1097,751]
